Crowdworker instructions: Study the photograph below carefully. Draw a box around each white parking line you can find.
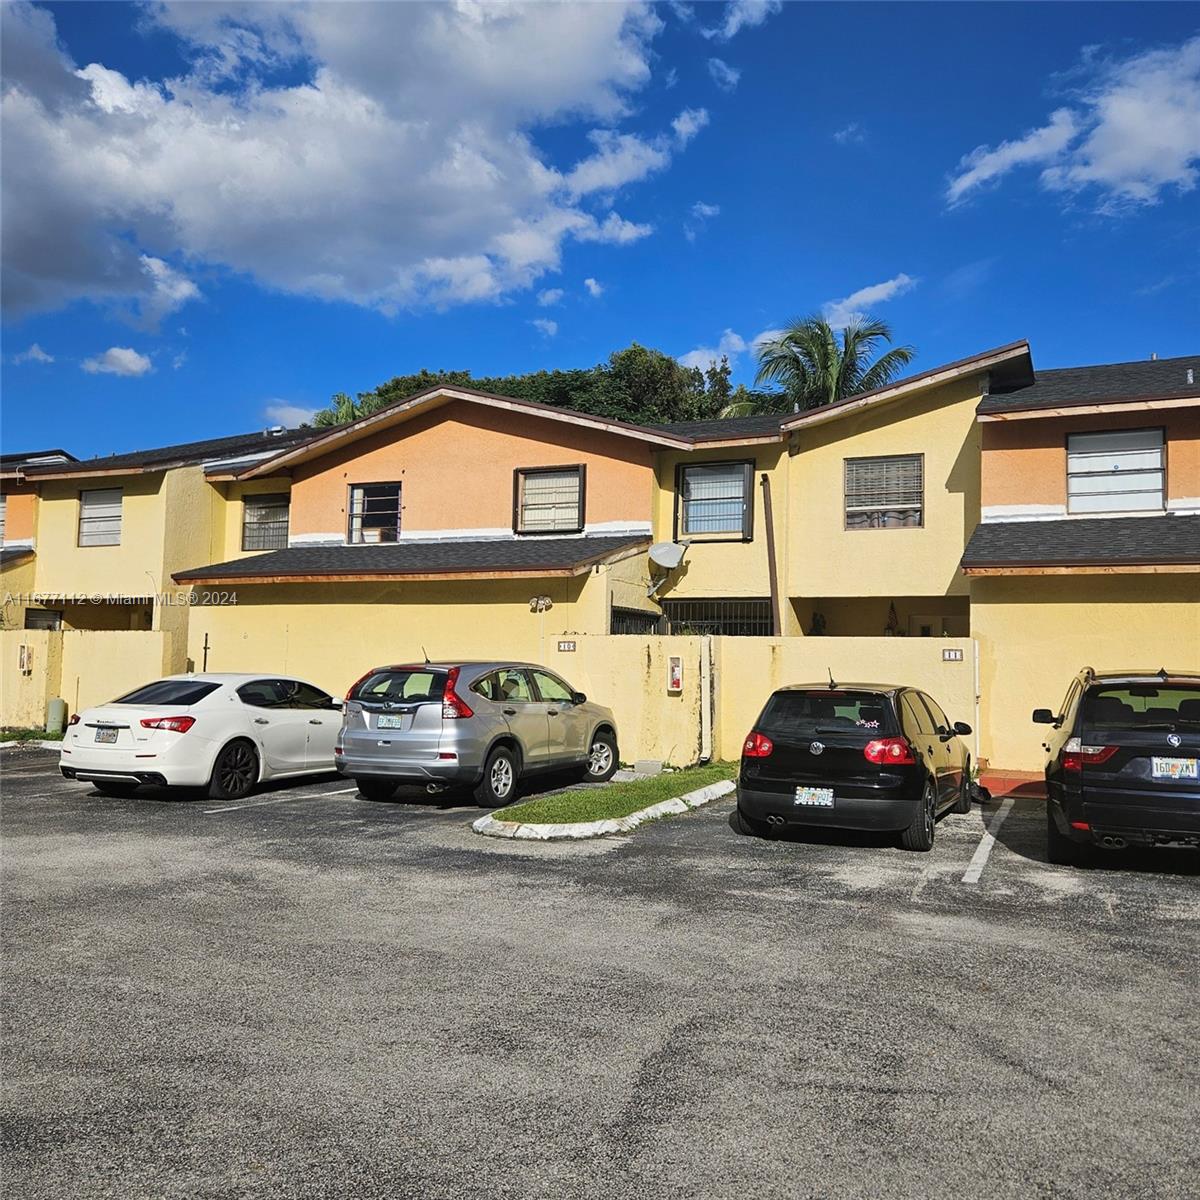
[204,786,359,815]
[961,797,1015,884]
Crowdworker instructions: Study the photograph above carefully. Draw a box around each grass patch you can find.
[494,761,736,826]
[0,727,62,743]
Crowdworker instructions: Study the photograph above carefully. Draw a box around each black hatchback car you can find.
[1036,668,1200,866]
[735,683,974,851]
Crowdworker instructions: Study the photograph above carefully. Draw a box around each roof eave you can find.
[977,392,1200,421]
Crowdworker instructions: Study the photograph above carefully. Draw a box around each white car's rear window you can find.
[111,680,222,706]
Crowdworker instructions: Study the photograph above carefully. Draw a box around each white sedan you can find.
[60,673,342,801]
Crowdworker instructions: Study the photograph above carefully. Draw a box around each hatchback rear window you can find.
[757,690,896,735]
[111,680,221,706]
[1083,685,1200,728]
[351,669,447,704]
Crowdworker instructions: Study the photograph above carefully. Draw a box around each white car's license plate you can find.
[795,786,834,807]
[376,714,410,730]
[94,728,118,744]
[1152,756,1198,780]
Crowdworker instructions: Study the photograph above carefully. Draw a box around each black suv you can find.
[735,683,974,851]
[1036,668,1200,865]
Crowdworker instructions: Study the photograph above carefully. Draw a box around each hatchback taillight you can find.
[442,666,474,720]
[140,715,195,733]
[863,737,915,765]
[743,731,773,758]
[1061,737,1118,772]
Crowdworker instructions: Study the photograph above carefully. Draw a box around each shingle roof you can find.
[650,414,788,439]
[21,427,321,477]
[174,534,649,583]
[961,515,1200,569]
[980,354,1199,414]
[0,449,76,470]
[0,546,35,567]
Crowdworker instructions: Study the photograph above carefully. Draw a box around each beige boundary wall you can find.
[1,630,173,728]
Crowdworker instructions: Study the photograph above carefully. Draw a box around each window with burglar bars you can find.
[348,483,402,543]
[844,455,923,529]
[660,598,772,636]
[78,488,122,547]
[242,493,290,551]
[610,606,663,635]
[1067,428,1164,514]
[677,461,753,540]
[0,495,6,543]
[514,466,584,533]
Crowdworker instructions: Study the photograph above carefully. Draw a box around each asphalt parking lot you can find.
[3,750,1198,1200]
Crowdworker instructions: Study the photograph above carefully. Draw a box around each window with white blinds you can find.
[844,455,923,529]
[78,488,122,546]
[1067,428,1164,514]
[242,493,290,550]
[678,462,753,539]
[515,467,584,533]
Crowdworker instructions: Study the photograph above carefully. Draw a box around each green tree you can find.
[722,316,915,417]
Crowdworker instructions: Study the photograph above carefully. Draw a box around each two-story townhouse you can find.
[961,354,1200,769]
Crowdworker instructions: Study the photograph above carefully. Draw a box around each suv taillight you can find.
[864,737,915,765]
[140,715,195,733]
[345,670,374,702]
[743,731,773,758]
[1062,737,1118,772]
[442,667,474,719]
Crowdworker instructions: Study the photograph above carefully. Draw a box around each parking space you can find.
[3,749,1198,1199]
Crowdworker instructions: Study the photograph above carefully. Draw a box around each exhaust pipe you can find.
[1101,835,1126,849]
[766,814,785,826]
[426,783,446,795]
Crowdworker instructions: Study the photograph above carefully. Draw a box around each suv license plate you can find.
[94,728,118,744]
[376,714,410,730]
[1152,757,1197,780]
[795,786,834,807]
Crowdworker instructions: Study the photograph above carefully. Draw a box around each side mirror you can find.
[1031,708,1055,725]
[953,721,972,736]
[328,697,343,710]
[571,692,587,705]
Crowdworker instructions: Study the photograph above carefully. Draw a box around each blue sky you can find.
[3,1,1198,458]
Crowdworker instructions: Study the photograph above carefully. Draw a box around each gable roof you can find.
[1,449,76,479]
[21,427,319,480]
[961,514,1200,572]
[649,413,788,440]
[173,533,649,584]
[979,353,1199,416]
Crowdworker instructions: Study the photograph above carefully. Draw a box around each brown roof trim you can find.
[976,392,1200,421]
[963,563,1200,576]
[236,387,697,479]
[779,340,1032,432]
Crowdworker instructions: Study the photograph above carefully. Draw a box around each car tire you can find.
[1046,804,1089,867]
[900,779,937,852]
[583,730,619,783]
[207,739,259,801]
[356,778,396,802]
[953,762,973,814]
[94,781,139,798]
[732,804,767,838]
[474,745,519,809]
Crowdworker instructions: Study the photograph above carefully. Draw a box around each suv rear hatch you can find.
[341,667,451,771]
[743,689,905,796]
[1077,682,1200,836]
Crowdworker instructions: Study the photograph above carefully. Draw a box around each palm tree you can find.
[721,315,915,417]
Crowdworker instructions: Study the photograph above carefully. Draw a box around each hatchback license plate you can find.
[94,728,118,744]
[376,714,410,730]
[795,786,834,807]
[1152,757,1197,780]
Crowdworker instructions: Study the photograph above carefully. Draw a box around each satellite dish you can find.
[649,541,687,571]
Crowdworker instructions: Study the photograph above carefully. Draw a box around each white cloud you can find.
[13,343,53,364]
[264,402,318,427]
[536,288,564,306]
[668,2,695,23]
[1,1,701,316]
[679,328,747,370]
[81,346,153,376]
[530,318,558,337]
[833,122,866,145]
[576,212,653,244]
[822,273,918,329]
[172,350,188,370]
[703,0,782,41]
[583,277,604,297]
[707,58,741,92]
[684,200,720,241]
[947,36,1200,210]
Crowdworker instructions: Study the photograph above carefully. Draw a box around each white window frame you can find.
[78,488,122,547]
[844,454,924,530]
[514,466,585,535]
[348,483,402,543]
[1066,428,1165,515]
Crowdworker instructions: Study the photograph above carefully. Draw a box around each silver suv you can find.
[336,661,619,807]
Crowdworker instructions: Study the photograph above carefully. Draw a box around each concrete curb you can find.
[0,740,63,751]
[472,778,735,842]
